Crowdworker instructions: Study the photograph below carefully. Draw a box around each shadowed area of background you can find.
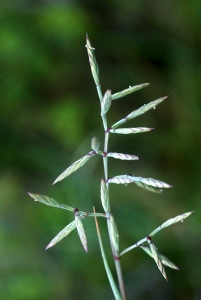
[0,1,200,299]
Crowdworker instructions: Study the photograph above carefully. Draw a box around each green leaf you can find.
[53,151,96,184]
[108,127,153,134]
[75,215,88,252]
[28,193,74,211]
[45,221,76,250]
[111,83,149,100]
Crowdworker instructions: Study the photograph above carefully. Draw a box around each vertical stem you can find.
[103,132,109,180]
[114,260,127,300]
[93,208,122,300]
[86,35,126,299]
[102,115,127,300]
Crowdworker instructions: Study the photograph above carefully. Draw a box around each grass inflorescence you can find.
[28,34,193,300]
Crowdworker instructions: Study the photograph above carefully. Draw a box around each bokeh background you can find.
[0,1,201,299]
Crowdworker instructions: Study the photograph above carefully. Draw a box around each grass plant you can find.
[28,34,193,300]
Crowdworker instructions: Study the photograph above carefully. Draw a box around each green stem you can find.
[103,131,109,180]
[114,260,127,300]
[102,114,127,300]
[94,208,122,300]
[79,212,106,218]
[120,237,147,256]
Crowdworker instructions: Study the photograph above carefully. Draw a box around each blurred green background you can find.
[0,1,200,299]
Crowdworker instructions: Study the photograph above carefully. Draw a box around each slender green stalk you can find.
[103,132,109,180]
[93,208,122,300]
[120,238,147,256]
[101,114,127,300]
[78,212,106,218]
[114,259,127,300]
